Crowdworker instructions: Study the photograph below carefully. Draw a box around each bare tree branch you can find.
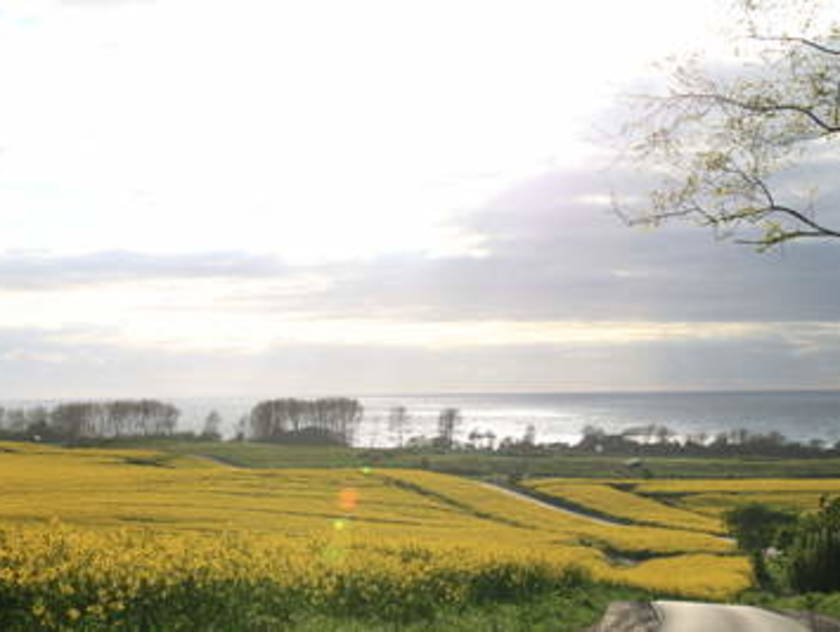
[671,93,840,134]
[753,35,840,56]
[766,205,840,239]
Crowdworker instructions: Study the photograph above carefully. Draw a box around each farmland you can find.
[2,440,840,629]
[0,441,756,630]
[523,476,840,530]
[632,478,840,516]
[523,478,725,534]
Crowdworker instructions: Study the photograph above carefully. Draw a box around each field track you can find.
[478,481,624,526]
[192,453,242,469]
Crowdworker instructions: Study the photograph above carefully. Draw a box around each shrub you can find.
[784,497,840,592]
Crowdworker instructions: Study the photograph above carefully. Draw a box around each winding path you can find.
[192,454,243,469]
[480,481,735,545]
[477,481,625,526]
[653,601,809,632]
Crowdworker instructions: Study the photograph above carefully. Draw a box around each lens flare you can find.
[338,488,358,512]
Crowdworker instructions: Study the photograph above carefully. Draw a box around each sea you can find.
[3,391,840,448]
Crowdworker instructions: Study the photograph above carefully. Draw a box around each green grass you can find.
[283,584,653,632]
[740,591,840,623]
[86,439,840,479]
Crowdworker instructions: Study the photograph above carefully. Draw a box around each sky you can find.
[1,0,839,398]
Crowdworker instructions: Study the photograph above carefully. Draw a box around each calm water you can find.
[353,391,840,448]
[4,391,840,447]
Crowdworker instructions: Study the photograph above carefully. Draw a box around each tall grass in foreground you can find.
[0,523,600,631]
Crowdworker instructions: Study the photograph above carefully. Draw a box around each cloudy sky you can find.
[1,0,839,398]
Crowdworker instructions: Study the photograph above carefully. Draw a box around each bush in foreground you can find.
[783,497,840,593]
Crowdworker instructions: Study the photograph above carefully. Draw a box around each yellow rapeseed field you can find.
[628,478,840,516]
[633,478,840,495]
[0,443,756,629]
[522,476,840,523]
[524,478,725,534]
[379,470,732,554]
[677,492,832,515]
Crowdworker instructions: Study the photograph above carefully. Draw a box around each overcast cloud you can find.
[5,167,840,322]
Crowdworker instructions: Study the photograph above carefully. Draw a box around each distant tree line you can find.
[398,408,540,455]
[248,398,363,446]
[394,415,840,459]
[0,400,180,443]
[2,397,836,459]
[571,424,840,458]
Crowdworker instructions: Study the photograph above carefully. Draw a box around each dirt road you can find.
[653,600,809,632]
[477,481,624,526]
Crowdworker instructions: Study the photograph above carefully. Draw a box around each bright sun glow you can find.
[0,0,727,264]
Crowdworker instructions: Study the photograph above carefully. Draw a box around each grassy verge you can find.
[740,591,840,622]
[282,585,653,632]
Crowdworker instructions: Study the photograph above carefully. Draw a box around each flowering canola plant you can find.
[634,478,840,495]
[524,478,725,534]
[0,444,754,629]
[631,478,840,516]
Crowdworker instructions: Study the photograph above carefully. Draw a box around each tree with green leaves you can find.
[724,502,796,588]
[618,0,840,250]
[725,503,796,552]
